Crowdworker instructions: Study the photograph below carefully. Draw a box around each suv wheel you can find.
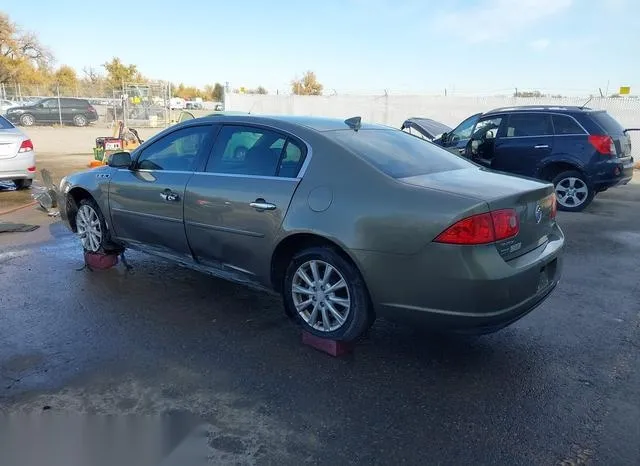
[73,114,88,127]
[20,113,35,126]
[283,246,373,341]
[552,170,594,212]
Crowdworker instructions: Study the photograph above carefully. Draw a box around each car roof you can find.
[194,114,388,132]
[484,105,591,115]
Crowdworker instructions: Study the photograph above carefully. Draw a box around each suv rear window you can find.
[589,111,625,135]
[328,129,472,178]
[0,115,14,129]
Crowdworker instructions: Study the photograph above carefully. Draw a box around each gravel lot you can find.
[0,155,638,464]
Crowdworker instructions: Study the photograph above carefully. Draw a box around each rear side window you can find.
[328,129,472,179]
[62,99,85,107]
[0,115,14,129]
[505,113,552,137]
[552,115,586,135]
[589,111,625,135]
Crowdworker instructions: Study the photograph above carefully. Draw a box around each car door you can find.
[184,124,307,283]
[38,99,59,122]
[440,113,481,155]
[108,123,217,259]
[492,113,554,177]
[466,115,506,168]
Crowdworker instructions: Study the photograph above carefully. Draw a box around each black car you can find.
[404,106,635,212]
[5,97,99,127]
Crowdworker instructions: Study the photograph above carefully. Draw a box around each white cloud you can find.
[529,39,551,51]
[432,0,573,43]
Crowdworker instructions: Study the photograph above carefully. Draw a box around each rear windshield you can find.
[0,115,14,129]
[328,129,472,178]
[589,111,625,135]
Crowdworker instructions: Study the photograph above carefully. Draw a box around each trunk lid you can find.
[0,128,25,160]
[401,167,556,260]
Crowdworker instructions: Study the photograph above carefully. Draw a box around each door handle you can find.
[458,148,466,154]
[534,144,549,149]
[250,199,276,211]
[160,189,180,202]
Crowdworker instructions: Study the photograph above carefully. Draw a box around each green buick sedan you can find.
[59,114,564,341]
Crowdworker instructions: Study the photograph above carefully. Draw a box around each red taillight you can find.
[434,209,519,245]
[18,139,33,153]
[27,166,36,172]
[588,135,615,155]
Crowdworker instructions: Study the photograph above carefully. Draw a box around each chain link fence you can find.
[0,81,175,127]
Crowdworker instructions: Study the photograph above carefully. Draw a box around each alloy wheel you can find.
[555,177,589,208]
[291,260,351,332]
[76,205,102,252]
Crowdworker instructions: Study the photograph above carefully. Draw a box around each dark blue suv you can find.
[432,106,635,212]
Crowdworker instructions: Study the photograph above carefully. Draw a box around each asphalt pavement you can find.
[0,182,639,465]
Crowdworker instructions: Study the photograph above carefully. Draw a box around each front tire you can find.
[552,170,594,212]
[20,113,35,126]
[283,246,373,341]
[73,114,88,127]
[75,198,120,253]
[13,179,32,190]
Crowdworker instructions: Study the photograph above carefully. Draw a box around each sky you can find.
[4,0,640,95]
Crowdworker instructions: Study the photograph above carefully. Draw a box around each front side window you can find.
[136,125,212,171]
[40,99,59,109]
[505,113,552,137]
[206,125,306,177]
[450,114,480,142]
[472,116,504,140]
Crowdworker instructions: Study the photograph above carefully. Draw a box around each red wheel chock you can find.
[83,251,119,270]
[301,331,354,357]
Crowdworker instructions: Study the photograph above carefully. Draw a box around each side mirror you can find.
[440,132,448,143]
[107,151,132,168]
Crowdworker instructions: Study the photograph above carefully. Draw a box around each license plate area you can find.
[537,258,557,292]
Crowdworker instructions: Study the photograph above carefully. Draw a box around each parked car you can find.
[5,97,99,127]
[417,106,635,212]
[58,115,563,341]
[0,115,36,189]
[1,99,20,115]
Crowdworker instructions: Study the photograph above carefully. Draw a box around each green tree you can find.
[102,57,142,90]
[291,71,323,95]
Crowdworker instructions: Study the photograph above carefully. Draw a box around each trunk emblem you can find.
[535,204,543,224]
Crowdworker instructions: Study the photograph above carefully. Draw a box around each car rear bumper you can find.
[0,152,36,181]
[353,223,564,333]
[592,156,634,190]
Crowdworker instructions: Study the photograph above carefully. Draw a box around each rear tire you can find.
[13,179,32,190]
[552,170,594,212]
[283,246,374,342]
[20,113,35,126]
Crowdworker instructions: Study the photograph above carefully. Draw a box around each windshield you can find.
[328,128,473,178]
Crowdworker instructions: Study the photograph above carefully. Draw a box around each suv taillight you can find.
[588,135,616,155]
[18,139,33,152]
[434,209,519,245]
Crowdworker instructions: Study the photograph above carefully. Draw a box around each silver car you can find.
[0,115,36,189]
